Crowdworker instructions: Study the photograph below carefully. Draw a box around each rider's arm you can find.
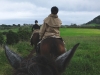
[32,25,36,32]
[39,22,46,39]
[32,25,34,32]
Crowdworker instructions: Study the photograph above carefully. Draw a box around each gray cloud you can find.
[0,0,100,25]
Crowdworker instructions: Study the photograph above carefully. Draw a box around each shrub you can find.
[0,33,5,45]
[18,27,31,41]
[6,30,19,45]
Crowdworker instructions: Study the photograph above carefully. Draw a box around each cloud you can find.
[22,0,100,12]
[0,0,49,19]
[59,11,100,24]
[0,0,100,25]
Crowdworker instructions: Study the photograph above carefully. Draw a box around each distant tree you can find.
[71,24,77,27]
[18,24,20,27]
[13,24,16,27]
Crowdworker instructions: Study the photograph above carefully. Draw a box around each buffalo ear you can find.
[55,43,80,73]
[4,45,23,69]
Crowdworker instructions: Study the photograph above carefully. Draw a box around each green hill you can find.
[85,15,100,25]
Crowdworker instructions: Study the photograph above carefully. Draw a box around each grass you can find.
[61,28,100,75]
[0,41,33,75]
[62,36,100,75]
[0,28,100,75]
[0,46,13,75]
[60,28,100,36]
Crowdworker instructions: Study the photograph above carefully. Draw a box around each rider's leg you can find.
[58,38,67,51]
[36,40,41,54]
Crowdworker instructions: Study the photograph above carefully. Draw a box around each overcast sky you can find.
[0,0,100,25]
